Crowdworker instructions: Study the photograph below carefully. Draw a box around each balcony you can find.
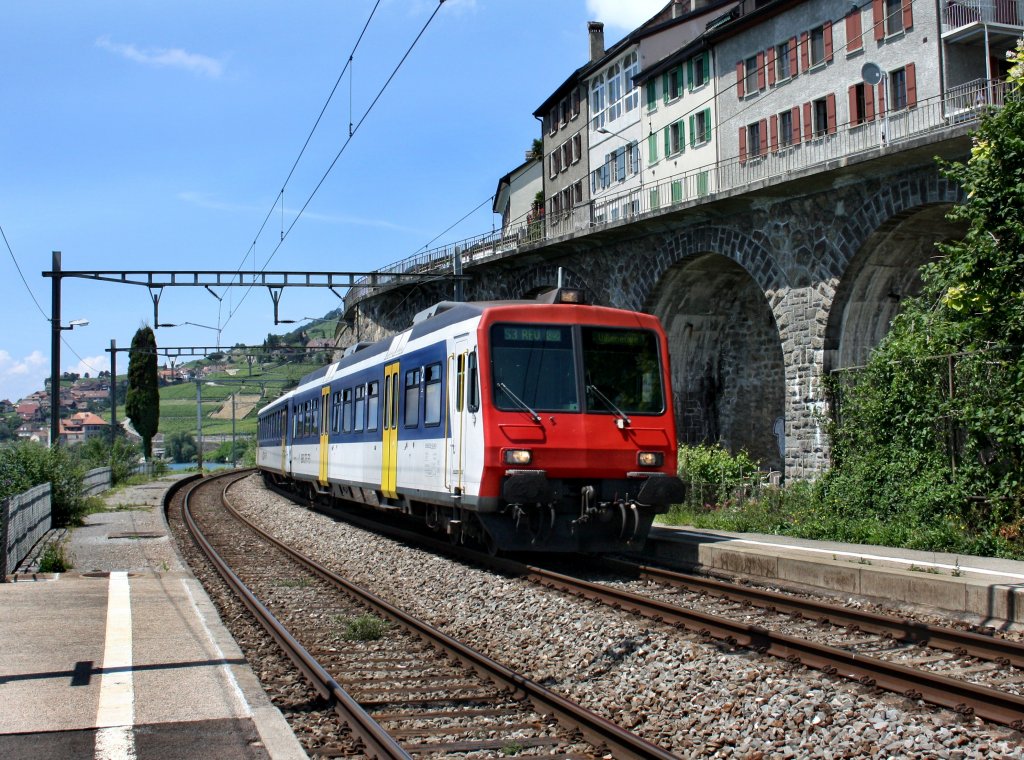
[941,0,1024,41]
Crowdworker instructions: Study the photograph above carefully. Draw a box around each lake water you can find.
[164,461,237,472]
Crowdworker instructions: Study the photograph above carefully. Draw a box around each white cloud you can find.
[0,350,49,403]
[96,36,225,78]
[585,0,666,31]
[69,354,110,380]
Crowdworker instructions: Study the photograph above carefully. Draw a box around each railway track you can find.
[267,481,1024,731]
[174,471,679,758]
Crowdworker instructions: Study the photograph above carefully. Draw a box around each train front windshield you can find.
[490,324,665,414]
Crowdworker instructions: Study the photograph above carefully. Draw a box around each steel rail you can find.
[222,477,680,760]
[180,472,413,759]
[513,562,1024,729]
[602,556,1024,669]
[270,492,1024,729]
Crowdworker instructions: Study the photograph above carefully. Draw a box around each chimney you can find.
[588,21,605,62]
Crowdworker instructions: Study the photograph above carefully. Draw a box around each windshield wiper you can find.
[587,384,631,428]
[497,382,541,424]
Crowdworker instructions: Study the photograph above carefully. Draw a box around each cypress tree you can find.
[126,326,160,460]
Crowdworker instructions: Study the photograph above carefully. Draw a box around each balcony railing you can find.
[942,0,1024,30]
[346,79,1007,307]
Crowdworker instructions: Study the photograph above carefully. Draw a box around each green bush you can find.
[343,614,388,641]
[0,442,84,526]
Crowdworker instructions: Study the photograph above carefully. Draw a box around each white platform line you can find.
[181,578,250,715]
[94,571,136,760]
[673,529,1024,583]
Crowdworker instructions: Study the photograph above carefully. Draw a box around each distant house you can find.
[59,411,109,445]
[17,423,47,443]
[306,338,336,350]
[16,400,42,422]
[0,399,16,415]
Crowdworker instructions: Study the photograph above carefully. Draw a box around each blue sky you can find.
[1,0,665,403]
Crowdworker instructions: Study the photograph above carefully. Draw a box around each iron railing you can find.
[347,78,1009,306]
[941,0,1024,31]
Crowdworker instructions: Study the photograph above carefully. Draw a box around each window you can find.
[614,147,626,181]
[690,108,711,146]
[467,351,479,412]
[810,26,825,66]
[560,187,572,212]
[559,97,569,127]
[582,328,664,415]
[744,55,759,93]
[664,120,685,157]
[548,107,557,136]
[573,180,583,205]
[850,82,874,125]
[491,324,578,412]
[591,74,605,130]
[813,97,829,136]
[776,40,792,80]
[572,133,581,164]
[354,385,365,432]
[622,52,639,113]
[549,150,560,179]
[571,88,581,119]
[748,121,762,157]
[404,368,420,427]
[331,390,342,433]
[778,109,793,146]
[664,66,683,102]
[689,53,709,90]
[885,0,904,35]
[606,62,622,123]
[367,380,380,432]
[342,388,353,433]
[561,142,571,171]
[627,141,640,176]
[891,67,908,110]
[645,80,657,112]
[424,363,442,427]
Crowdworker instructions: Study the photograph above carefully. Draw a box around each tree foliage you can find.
[126,326,160,460]
[820,44,1024,555]
[165,431,197,463]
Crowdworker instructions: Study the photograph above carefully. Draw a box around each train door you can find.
[381,362,400,499]
[319,385,330,487]
[448,336,471,494]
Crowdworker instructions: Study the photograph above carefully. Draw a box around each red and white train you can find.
[256,288,684,552]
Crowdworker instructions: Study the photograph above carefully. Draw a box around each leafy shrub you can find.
[0,442,84,526]
[343,614,388,641]
[37,541,70,573]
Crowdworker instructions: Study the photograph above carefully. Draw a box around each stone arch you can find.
[646,250,786,473]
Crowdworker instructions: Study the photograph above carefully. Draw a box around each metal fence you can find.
[346,78,1008,308]
[941,0,1024,30]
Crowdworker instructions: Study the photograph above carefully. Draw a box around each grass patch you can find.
[277,577,312,588]
[501,742,525,756]
[342,614,388,641]
[37,541,71,573]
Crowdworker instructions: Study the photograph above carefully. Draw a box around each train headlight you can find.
[503,449,533,466]
[637,451,663,467]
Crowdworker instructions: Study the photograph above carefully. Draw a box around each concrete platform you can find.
[0,476,307,760]
[648,524,1024,629]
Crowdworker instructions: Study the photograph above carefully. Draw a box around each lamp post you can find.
[48,271,90,448]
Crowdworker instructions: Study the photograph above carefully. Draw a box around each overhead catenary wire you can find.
[223,0,447,330]
[1,223,50,322]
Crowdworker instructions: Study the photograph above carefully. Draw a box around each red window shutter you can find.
[865,84,875,120]
[736,61,745,98]
[739,126,747,163]
[877,81,886,118]
[846,12,863,52]
[848,85,858,124]
[792,106,802,143]
[789,37,799,76]
[759,118,768,154]
[824,21,833,61]
[906,63,917,107]
[873,0,885,41]
[757,51,766,90]
[767,46,777,87]
[770,113,779,152]
[902,0,913,30]
[803,101,813,138]
[827,93,837,134]
[800,32,810,71]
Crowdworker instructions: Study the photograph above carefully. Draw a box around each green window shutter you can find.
[648,133,657,164]
[664,126,670,156]
[678,119,685,152]
[671,180,683,204]
[687,59,694,91]
[697,171,709,196]
[662,73,670,103]
[689,114,696,147]
[649,188,660,210]
[645,81,656,111]
[704,108,712,143]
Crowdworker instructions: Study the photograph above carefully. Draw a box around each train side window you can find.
[367,381,380,432]
[342,388,354,433]
[354,385,366,432]
[390,374,399,430]
[424,362,442,426]
[331,391,342,433]
[456,354,465,413]
[404,368,421,427]
[304,401,312,438]
[467,351,480,413]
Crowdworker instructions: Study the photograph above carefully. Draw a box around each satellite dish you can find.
[861,62,882,85]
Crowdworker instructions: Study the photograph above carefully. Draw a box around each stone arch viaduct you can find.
[343,139,969,481]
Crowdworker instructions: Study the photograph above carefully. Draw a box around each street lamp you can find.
[156,321,223,348]
[49,313,89,447]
